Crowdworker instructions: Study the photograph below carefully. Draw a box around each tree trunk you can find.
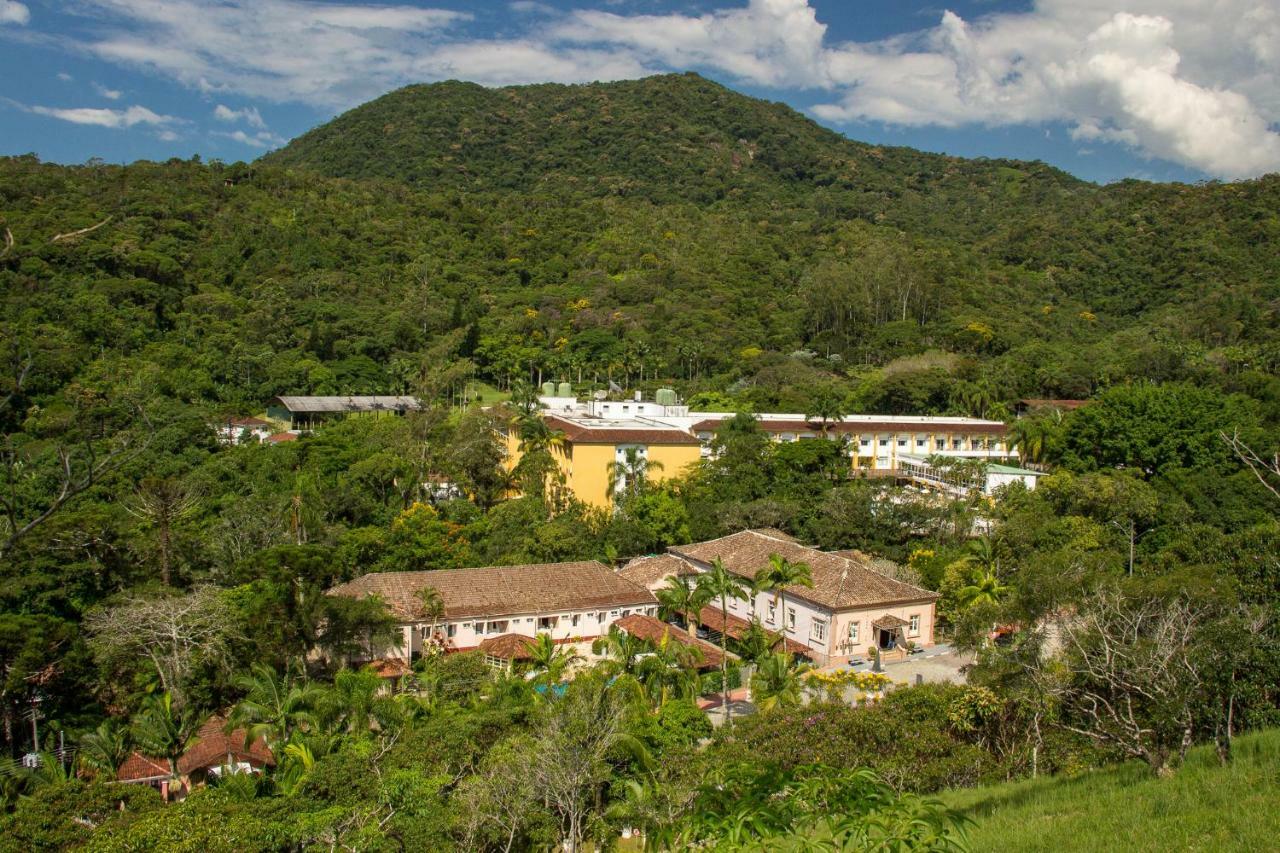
[720,596,732,726]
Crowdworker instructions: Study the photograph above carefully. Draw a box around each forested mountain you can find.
[3,70,1280,849]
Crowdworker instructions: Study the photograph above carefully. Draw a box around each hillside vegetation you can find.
[943,730,1280,852]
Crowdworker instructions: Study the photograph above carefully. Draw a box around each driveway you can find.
[839,644,973,686]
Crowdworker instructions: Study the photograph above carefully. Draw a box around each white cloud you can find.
[57,72,73,82]
[213,103,266,128]
[93,82,123,100]
[30,103,177,128]
[157,129,180,142]
[52,0,1280,178]
[0,1,29,26]
[215,129,286,148]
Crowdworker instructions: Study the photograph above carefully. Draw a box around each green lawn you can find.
[469,381,509,406]
[942,730,1280,852]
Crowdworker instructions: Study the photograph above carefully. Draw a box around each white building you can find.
[328,561,658,663]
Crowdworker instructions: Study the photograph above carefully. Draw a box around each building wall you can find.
[363,602,660,662]
[503,432,701,510]
[701,571,937,665]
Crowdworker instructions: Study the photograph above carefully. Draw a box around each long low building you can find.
[518,395,1013,507]
[637,529,940,667]
[267,395,422,431]
[329,560,658,662]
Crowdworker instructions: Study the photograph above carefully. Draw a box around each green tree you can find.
[130,693,202,790]
[699,558,747,723]
[226,661,320,755]
[750,652,811,713]
[655,575,711,637]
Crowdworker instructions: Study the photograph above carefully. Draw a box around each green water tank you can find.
[557,381,572,397]
[541,381,556,396]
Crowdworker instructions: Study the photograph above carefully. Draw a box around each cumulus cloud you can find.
[213,103,266,128]
[48,0,1280,177]
[30,103,177,128]
[0,1,29,26]
[215,128,287,148]
[93,82,123,100]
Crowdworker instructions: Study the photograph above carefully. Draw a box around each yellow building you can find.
[504,413,703,509]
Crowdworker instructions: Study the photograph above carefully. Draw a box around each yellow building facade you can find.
[504,414,703,510]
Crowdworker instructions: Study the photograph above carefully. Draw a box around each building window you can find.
[597,612,606,622]
[952,438,964,449]
[780,432,796,442]
[859,437,870,447]
[537,616,557,631]
[897,438,907,447]
[916,438,926,448]
[909,615,921,638]
[571,614,580,627]
[767,601,777,624]
[446,624,457,638]
[811,618,827,642]
[847,622,859,644]
[879,438,889,447]
[787,607,796,631]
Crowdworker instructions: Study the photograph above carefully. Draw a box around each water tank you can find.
[541,381,556,396]
[656,388,677,406]
[557,381,572,397]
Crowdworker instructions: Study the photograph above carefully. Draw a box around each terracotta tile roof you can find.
[478,633,538,660]
[670,531,939,612]
[545,414,701,446]
[614,614,730,669]
[265,432,297,443]
[116,715,273,783]
[618,554,698,588]
[696,606,814,658]
[872,614,910,630]
[368,659,412,678]
[748,527,796,542]
[329,561,657,622]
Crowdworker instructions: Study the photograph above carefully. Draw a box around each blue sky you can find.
[1,1,1278,184]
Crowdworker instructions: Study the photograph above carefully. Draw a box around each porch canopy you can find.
[872,614,909,632]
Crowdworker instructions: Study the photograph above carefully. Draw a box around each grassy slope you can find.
[942,730,1280,852]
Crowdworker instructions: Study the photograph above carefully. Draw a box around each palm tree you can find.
[754,554,814,639]
[416,585,445,650]
[78,719,131,780]
[655,575,711,638]
[956,569,1009,609]
[606,447,663,503]
[316,667,390,736]
[638,634,703,708]
[131,692,202,790]
[227,661,320,754]
[750,652,811,713]
[527,633,582,684]
[591,625,649,676]
[700,558,747,724]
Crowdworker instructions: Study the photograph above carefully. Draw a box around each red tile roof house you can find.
[114,715,273,801]
[328,561,659,665]
[655,530,940,667]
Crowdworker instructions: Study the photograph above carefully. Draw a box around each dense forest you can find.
[1,73,1278,849]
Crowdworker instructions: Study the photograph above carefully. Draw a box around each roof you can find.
[618,554,698,588]
[115,716,273,782]
[872,614,910,630]
[987,463,1042,476]
[265,432,297,443]
[670,530,939,611]
[748,527,796,542]
[690,413,1007,436]
[329,561,657,621]
[224,416,270,427]
[367,659,412,679]
[478,633,538,660]
[1018,399,1090,411]
[270,395,422,414]
[545,414,701,446]
[614,613,730,669]
[696,605,814,658]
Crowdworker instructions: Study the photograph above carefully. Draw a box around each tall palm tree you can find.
[750,652,811,713]
[591,625,649,676]
[78,719,131,780]
[316,667,389,736]
[606,447,663,503]
[700,558,747,724]
[755,554,814,639]
[227,661,320,755]
[131,692,202,788]
[527,633,582,684]
[416,585,445,650]
[655,575,711,638]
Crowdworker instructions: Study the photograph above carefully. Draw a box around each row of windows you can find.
[439,607,657,638]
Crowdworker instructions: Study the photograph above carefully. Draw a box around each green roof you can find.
[987,463,1042,477]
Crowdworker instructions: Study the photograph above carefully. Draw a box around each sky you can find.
[1,0,1279,184]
